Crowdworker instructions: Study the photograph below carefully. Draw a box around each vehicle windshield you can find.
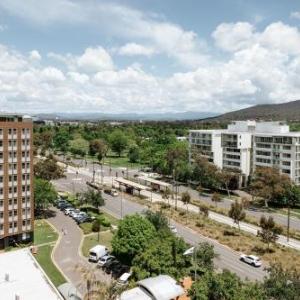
[89,252,96,257]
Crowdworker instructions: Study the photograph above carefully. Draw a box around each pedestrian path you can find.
[48,208,111,295]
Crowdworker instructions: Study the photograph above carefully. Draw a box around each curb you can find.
[45,219,72,284]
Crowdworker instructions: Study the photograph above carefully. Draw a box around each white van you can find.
[89,245,108,262]
[117,272,131,286]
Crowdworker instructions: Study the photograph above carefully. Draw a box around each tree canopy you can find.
[34,157,65,180]
[112,214,156,263]
[34,178,57,213]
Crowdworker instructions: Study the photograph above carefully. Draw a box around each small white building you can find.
[119,275,184,300]
[0,248,64,300]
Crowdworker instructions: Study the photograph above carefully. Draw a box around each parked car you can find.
[89,245,108,262]
[116,272,131,286]
[105,261,122,274]
[97,255,115,267]
[76,214,94,224]
[69,209,81,218]
[169,225,177,234]
[110,189,119,197]
[59,203,72,211]
[64,207,75,215]
[240,254,262,267]
[56,200,68,208]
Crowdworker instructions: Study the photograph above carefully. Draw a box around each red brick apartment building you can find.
[0,114,33,249]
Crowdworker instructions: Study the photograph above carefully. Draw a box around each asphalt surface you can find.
[53,172,267,281]
[58,156,300,231]
[48,207,110,295]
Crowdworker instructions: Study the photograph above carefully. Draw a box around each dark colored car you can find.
[76,215,94,224]
[59,203,72,210]
[105,261,122,275]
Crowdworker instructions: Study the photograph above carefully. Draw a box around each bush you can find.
[179,211,186,216]
[100,218,111,228]
[223,230,238,236]
[160,203,170,209]
[196,221,204,228]
[92,219,101,232]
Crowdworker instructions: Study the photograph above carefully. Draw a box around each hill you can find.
[209,100,300,122]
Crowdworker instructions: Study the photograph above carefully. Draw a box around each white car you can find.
[69,209,80,218]
[168,225,177,234]
[240,254,262,267]
[64,207,75,215]
[111,189,119,197]
[117,272,131,286]
[97,255,115,267]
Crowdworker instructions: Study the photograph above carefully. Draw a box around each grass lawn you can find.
[34,220,58,245]
[79,211,119,234]
[35,244,66,287]
[81,231,114,257]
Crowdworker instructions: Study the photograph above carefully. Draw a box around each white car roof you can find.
[119,272,131,282]
[248,255,259,260]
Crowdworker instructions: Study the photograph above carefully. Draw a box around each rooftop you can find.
[0,249,63,300]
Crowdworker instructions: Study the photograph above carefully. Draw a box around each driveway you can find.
[48,208,111,295]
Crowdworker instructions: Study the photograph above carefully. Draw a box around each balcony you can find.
[21,145,30,151]
[8,216,18,222]
[22,202,30,209]
[22,224,31,231]
[0,205,3,212]
[8,169,18,175]
[22,134,31,139]
[8,134,17,140]
[22,191,31,197]
[21,157,30,163]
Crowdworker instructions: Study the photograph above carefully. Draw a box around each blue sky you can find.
[0,0,300,114]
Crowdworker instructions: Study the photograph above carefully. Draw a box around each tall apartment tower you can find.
[0,114,33,249]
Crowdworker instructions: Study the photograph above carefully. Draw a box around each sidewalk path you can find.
[48,208,110,295]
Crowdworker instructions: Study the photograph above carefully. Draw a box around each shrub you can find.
[92,219,101,232]
[196,221,204,228]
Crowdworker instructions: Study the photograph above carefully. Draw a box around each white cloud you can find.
[118,43,156,57]
[212,22,256,52]
[77,47,114,72]
[0,0,207,69]
[290,11,300,20]
[29,50,41,61]
[40,67,65,82]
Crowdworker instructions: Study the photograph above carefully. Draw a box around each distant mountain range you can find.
[36,111,217,121]
[207,100,300,122]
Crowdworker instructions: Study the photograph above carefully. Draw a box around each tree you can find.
[211,192,221,207]
[162,187,172,206]
[89,139,108,161]
[263,263,300,300]
[258,216,283,251]
[181,191,191,224]
[109,130,128,157]
[194,242,216,273]
[53,130,70,153]
[132,232,190,280]
[228,200,246,230]
[34,157,65,180]
[144,210,168,231]
[128,145,140,163]
[189,270,266,300]
[218,170,238,197]
[199,204,209,218]
[69,137,89,157]
[112,214,156,263]
[34,178,57,215]
[82,189,105,211]
[250,167,292,207]
[192,156,221,190]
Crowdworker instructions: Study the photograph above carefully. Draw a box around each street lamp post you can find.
[121,190,123,219]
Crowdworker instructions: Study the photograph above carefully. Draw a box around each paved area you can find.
[53,173,267,281]
[48,208,110,295]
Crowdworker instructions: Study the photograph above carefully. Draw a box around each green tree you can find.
[144,210,168,231]
[89,139,108,161]
[34,178,57,215]
[162,187,172,206]
[189,270,266,300]
[69,137,89,157]
[258,216,283,251]
[194,242,216,274]
[263,263,300,300]
[112,214,156,263]
[228,200,246,230]
[211,192,221,207]
[109,130,128,157]
[128,145,140,163]
[34,157,65,180]
[181,191,191,224]
[199,204,209,218]
[82,189,105,211]
[250,167,292,207]
[132,232,190,280]
[53,130,70,152]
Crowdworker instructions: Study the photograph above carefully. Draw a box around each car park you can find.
[240,254,262,267]
[97,255,116,267]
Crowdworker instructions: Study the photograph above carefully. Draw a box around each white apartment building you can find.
[189,121,300,186]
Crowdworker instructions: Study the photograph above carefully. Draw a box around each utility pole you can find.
[101,162,103,186]
[287,202,290,243]
[120,189,123,219]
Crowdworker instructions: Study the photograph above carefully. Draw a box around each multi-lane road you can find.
[53,170,267,281]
